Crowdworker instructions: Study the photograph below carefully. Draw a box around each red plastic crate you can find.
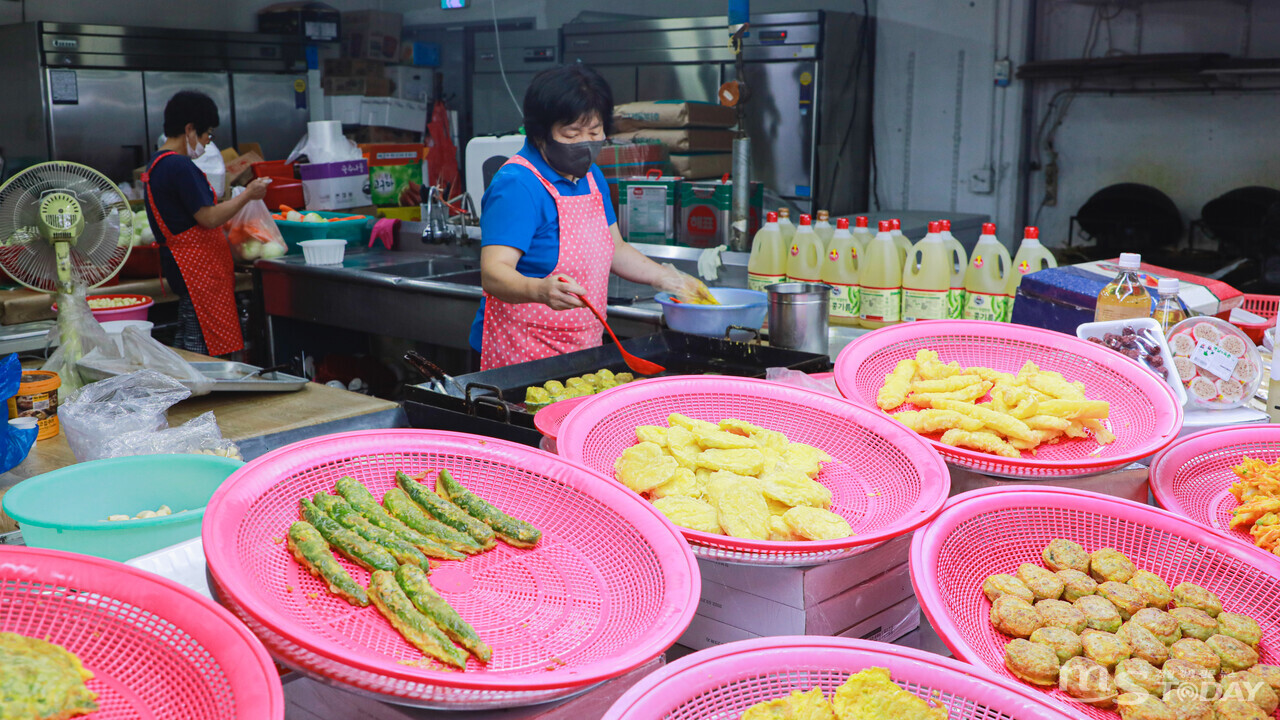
[1233,293,1278,343]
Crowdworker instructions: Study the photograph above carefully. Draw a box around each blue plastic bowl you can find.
[655,288,768,338]
[3,454,243,561]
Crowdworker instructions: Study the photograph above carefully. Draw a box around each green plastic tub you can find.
[275,211,370,254]
[2,454,243,561]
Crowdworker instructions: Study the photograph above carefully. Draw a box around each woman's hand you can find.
[538,274,586,311]
[244,177,271,201]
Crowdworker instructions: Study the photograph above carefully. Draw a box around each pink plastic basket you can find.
[556,376,950,566]
[602,637,1078,720]
[0,546,283,719]
[834,320,1183,478]
[201,429,699,710]
[911,486,1280,719]
[1150,424,1280,557]
[533,395,588,440]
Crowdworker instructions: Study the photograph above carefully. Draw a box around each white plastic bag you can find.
[60,370,191,462]
[194,140,227,199]
[765,367,840,396]
[78,326,214,396]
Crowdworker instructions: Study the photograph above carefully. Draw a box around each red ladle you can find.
[560,278,665,375]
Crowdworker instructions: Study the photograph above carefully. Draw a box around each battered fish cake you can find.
[1170,638,1221,675]
[1059,568,1100,602]
[1091,548,1138,583]
[1119,621,1171,667]
[1031,627,1084,664]
[1005,637,1062,686]
[1250,664,1280,693]
[990,594,1043,638]
[1017,563,1065,601]
[1061,655,1120,708]
[1100,580,1149,621]
[982,573,1035,603]
[1036,599,1088,634]
[1163,658,1217,693]
[1043,538,1091,574]
[1170,607,1219,642]
[1116,657,1165,696]
[1133,607,1184,647]
[1216,612,1263,648]
[1206,634,1259,674]
[1129,570,1175,610]
[1212,699,1269,720]
[1219,671,1279,714]
[1160,689,1213,720]
[1077,594,1124,633]
[1115,692,1176,720]
[1172,583,1223,618]
[1083,629,1133,671]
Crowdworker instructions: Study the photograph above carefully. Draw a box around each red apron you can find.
[480,155,613,370]
[141,151,244,356]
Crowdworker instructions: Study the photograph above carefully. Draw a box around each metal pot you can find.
[766,282,830,355]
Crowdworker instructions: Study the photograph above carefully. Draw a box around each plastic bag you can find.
[59,369,190,462]
[76,326,214,397]
[765,367,840,397]
[227,197,287,263]
[99,411,242,461]
[0,353,37,474]
[41,287,113,394]
[194,140,227,200]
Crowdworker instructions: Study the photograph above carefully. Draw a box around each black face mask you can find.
[542,137,605,179]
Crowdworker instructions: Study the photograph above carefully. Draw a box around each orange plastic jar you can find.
[9,370,61,440]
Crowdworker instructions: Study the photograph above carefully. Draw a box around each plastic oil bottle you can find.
[1151,277,1190,333]
[1094,252,1152,322]
[890,218,913,269]
[938,219,968,319]
[902,221,951,322]
[813,210,835,248]
[860,220,903,329]
[786,213,825,283]
[1005,226,1058,322]
[851,215,874,254]
[747,211,788,292]
[822,217,861,326]
[963,223,1013,322]
[777,208,797,245]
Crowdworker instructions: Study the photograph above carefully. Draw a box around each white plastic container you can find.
[99,320,154,354]
[1165,316,1263,409]
[1077,317,1187,407]
[298,239,347,266]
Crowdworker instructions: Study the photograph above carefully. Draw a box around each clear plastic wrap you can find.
[765,367,840,396]
[78,326,215,396]
[59,369,191,462]
[99,411,242,461]
[41,287,112,394]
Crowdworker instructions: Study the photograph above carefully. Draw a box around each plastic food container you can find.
[655,288,767,338]
[2,454,244,561]
[263,179,304,212]
[100,320,155,353]
[275,211,368,253]
[1077,317,1187,407]
[1165,316,1262,409]
[54,294,155,321]
[8,370,61,440]
[298,238,347,265]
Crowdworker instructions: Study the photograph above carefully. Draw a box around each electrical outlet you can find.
[1044,161,1059,207]
[969,167,994,194]
[994,58,1012,87]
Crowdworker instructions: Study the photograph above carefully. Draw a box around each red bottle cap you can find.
[879,220,892,232]
[890,218,901,230]
[837,218,850,230]
[766,211,778,223]
[799,214,812,226]
[855,216,869,228]
[1025,226,1039,239]
[982,222,996,234]
[939,219,952,231]
[928,221,942,233]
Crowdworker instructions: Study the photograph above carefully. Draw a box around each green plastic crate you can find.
[275,211,371,254]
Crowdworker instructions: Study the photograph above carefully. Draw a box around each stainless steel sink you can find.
[427,269,483,286]
[365,257,478,278]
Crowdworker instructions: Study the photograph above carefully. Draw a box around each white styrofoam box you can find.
[948,462,1150,504]
[125,537,211,600]
[360,97,429,133]
[326,95,363,125]
[1178,406,1269,439]
[678,596,921,652]
[694,532,912,610]
[384,65,430,102]
[695,561,914,637]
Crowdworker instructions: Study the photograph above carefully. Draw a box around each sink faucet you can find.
[421,187,478,248]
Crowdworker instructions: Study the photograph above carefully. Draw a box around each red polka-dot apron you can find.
[480,154,612,370]
[142,151,244,356]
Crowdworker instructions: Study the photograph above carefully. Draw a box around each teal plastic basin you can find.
[275,211,370,254]
[2,454,243,561]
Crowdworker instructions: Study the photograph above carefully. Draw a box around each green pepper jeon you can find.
[334,476,454,555]
[311,492,438,568]
[436,469,542,548]
[286,521,369,606]
[299,497,398,573]
[395,564,492,663]
[382,487,480,556]
[395,471,496,549]
[368,570,468,669]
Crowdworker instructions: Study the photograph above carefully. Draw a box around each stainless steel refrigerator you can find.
[564,11,872,216]
[0,22,310,183]
[471,29,560,137]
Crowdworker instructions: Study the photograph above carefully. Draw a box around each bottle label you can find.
[860,287,901,323]
[1094,304,1151,322]
[962,291,1011,322]
[947,288,966,319]
[748,272,784,292]
[902,289,948,321]
[827,282,860,320]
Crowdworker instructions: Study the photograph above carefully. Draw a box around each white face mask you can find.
[186,133,206,160]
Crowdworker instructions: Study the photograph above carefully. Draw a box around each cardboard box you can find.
[596,141,666,180]
[359,143,425,207]
[326,95,363,125]
[384,65,429,102]
[359,98,428,133]
[323,58,384,78]
[678,596,921,651]
[618,175,681,244]
[299,159,371,211]
[678,177,763,248]
[258,1,340,42]
[612,129,735,153]
[224,151,264,186]
[349,126,421,144]
[668,152,732,181]
[613,100,737,132]
[323,76,393,97]
[343,10,402,62]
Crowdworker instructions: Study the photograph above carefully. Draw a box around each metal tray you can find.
[189,362,309,392]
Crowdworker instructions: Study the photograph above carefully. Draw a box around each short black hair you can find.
[523,64,613,145]
[163,90,220,138]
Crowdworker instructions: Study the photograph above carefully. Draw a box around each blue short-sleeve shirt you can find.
[468,139,616,354]
[144,152,217,298]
